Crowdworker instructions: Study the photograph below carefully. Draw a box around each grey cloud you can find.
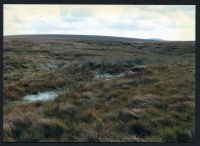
[136,5,194,13]
[62,17,88,22]
[4,5,12,10]
[13,15,23,24]
[60,7,93,19]
[70,9,92,17]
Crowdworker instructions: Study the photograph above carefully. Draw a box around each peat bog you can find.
[3,35,195,142]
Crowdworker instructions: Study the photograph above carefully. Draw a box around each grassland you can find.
[3,35,195,142]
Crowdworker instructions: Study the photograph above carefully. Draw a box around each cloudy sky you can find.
[4,5,195,40]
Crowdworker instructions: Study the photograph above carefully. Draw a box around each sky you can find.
[4,5,195,41]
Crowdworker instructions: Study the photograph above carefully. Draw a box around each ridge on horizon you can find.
[3,34,169,42]
[4,34,195,42]
[4,34,149,39]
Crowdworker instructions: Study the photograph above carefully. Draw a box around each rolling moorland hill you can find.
[4,34,166,43]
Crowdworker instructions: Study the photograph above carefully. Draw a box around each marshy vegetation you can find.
[3,35,195,142]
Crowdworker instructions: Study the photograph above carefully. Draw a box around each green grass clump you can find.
[118,109,140,122]
[161,127,193,142]
[44,103,80,121]
[18,118,67,142]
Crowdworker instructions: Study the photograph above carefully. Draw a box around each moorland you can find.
[3,35,195,142]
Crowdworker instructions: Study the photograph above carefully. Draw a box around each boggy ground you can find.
[3,36,195,142]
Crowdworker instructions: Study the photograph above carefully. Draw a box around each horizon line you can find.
[3,34,195,42]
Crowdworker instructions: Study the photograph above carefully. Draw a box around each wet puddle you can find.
[9,90,67,106]
[94,71,135,80]
[23,91,58,102]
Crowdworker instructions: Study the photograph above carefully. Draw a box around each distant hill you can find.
[4,34,167,43]
[147,38,166,41]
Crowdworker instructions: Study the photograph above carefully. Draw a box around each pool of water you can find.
[95,71,135,80]
[23,91,58,102]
